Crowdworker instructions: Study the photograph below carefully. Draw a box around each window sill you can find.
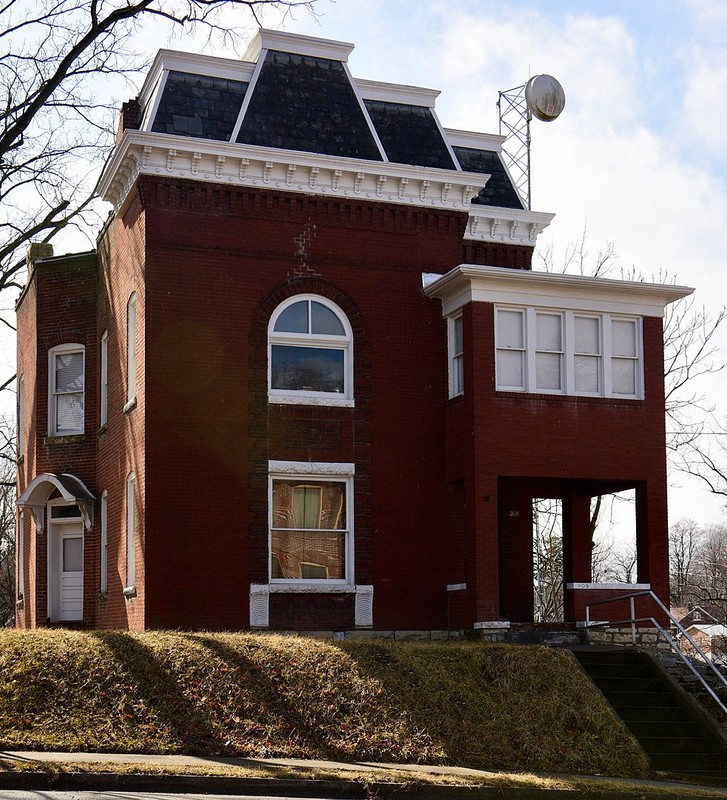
[269,394,354,408]
[123,585,137,598]
[269,583,355,594]
[495,390,644,403]
[123,397,137,414]
[44,434,85,445]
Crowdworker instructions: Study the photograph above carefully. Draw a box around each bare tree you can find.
[687,523,727,618]
[669,518,703,606]
[0,418,16,624]
[0,0,316,340]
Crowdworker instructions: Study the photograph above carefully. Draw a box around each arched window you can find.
[268,295,353,405]
[125,472,136,595]
[125,293,137,410]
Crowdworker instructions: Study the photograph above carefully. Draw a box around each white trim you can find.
[447,313,464,398]
[125,472,136,594]
[566,582,651,590]
[343,62,388,162]
[465,207,555,246]
[425,263,693,319]
[97,132,486,216]
[229,44,268,145]
[445,128,506,152]
[269,460,355,476]
[244,29,355,63]
[268,463,354,588]
[100,331,108,426]
[16,512,23,601]
[268,583,356,594]
[140,70,168,133]
[100,490,108,594]
[355,585,374,628]
[126,293,137,407]
[250,584,270,627]
[47,343,85,436]
[356,79,440,108]
[447,583,467,592]
[474,620,510,629]
[268,294,354,405]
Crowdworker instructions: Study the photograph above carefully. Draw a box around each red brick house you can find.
[14,30,691,633]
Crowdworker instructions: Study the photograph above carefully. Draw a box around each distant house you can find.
[15,30,691,633]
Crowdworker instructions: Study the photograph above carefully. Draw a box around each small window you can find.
[48,344,85,435]
[100,331,108,425]
[50,504,82,519]
[448,314,464,397]
[496,309,525,390]
[535,312,563,391]
[126,294,137,409]
[100,490,108,594]
[16,513,23,600]
[268,295,353,405]
[269,465,353,585]
[125,473,136,590]
[17,374,24,458]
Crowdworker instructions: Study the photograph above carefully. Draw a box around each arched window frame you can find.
[268,294,354,406]
[124,472,136,596]
[100,330,108,426]
[125,293,137,411]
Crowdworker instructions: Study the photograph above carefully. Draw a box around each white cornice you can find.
[356,78,440,108]
[465,206,555,247]
[424,263,694,318]
[244,29,355,62]
[97,131,490,214]
[138,50,256,111]
[445,128,506,152]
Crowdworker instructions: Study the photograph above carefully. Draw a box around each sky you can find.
[41,0,727,532]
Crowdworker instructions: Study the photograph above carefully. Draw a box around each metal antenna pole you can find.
[497,83,531,210]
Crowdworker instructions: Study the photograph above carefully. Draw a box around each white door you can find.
[50,523,84,622]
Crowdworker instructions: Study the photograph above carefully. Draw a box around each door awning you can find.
[17,473,95,532]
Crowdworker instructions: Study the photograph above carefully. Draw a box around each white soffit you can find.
[424,264,694,318]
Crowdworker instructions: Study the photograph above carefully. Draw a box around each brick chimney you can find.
[116,99,142,143]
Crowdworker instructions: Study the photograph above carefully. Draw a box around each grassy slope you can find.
[0,630,649,777]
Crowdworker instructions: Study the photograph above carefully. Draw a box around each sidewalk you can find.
[2,750,727,798]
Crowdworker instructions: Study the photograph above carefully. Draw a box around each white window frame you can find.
[125,293,137,411]
[268,460,355,590]
[100,330,108,426]
[48,343,85,436]
[447,313,464,398]
[16,512,23,601]
[17,373,24,459]
[125,473,136,594]
[100,490,108,594]
[268,294,354,407]
[495,306,643,399]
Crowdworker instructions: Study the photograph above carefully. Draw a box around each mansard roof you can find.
[98,30,553,247]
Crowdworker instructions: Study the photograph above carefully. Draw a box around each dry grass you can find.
[0,630,649,777]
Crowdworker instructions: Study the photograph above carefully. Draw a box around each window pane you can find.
[536,352,562,390]
[453,316,463,354]
[497,310,524,349]
[311,302,345,335]
[575,354,600,393]
[575,316,600,354]
[497,349,524,388]
[63,537,83,572]
[274,300,308,333]
[612,319,637,357]
[612,358,636,395]
[56,393,84,432]
[51,505,82,519]
[273,480,345,529]
[536,313,562,352]
[453,354,464,395]
[271,529,345,579]
[56,352,83,392]
[271,345,344,393]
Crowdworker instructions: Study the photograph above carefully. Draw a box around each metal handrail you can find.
[584,589,727,716]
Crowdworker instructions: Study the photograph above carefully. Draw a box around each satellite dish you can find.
[525,74,566,122]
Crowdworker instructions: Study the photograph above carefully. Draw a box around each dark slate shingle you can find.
[152,71,249,141]
[236,51,382,161]
[364,100,456,169]
[453,146,524,209]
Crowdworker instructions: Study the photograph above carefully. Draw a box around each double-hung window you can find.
[268,295,353,405]
[495,307,643,399]
[269,461,354,586]
[48,344,85,435]
[448,314,464,397]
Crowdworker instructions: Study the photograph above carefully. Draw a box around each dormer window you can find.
[268,295,353,406]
